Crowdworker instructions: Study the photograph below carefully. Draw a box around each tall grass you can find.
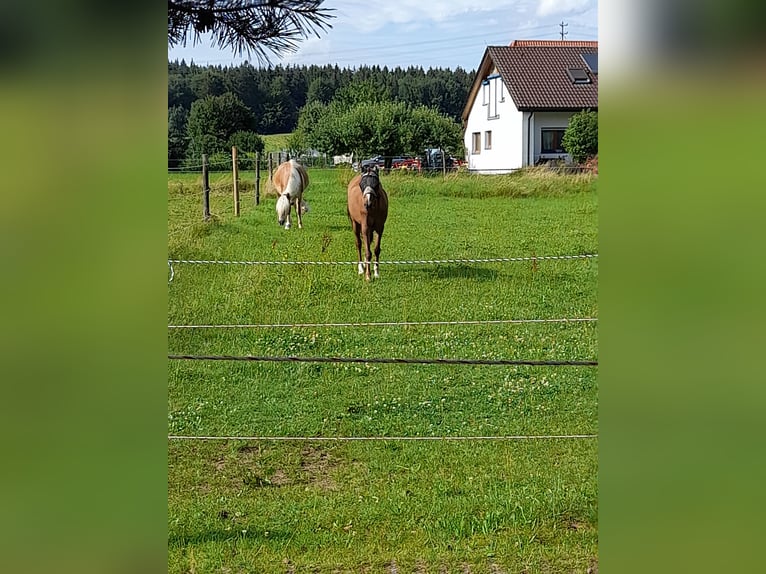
[385,167,597,199]
[168,168,598,573]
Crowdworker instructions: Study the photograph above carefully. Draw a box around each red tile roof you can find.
[510,40,598,48]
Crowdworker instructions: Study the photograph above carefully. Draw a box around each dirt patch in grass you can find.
[210,443,340,491]
[299,445,338,491]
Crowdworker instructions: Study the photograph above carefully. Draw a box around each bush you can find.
[207,151,232,172]
[562,110,598,164]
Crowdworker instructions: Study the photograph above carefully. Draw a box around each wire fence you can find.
[168,190,598,442]
[168,253,597,267]
[168,434,598,442]
[167,253,597,283]
[168,317,597,330]
[168,154,598,175]
[168,354,597,367]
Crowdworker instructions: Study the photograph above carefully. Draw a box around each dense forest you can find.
[168,60,476,136]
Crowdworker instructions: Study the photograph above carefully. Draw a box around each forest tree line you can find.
[168,60,475,166]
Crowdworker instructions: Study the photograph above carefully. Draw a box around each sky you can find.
[168,0,598,71]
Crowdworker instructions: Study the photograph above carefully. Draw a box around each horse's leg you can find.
[372,228,383,279]
[363,225,373,281]
[352,221,363,275]
[284,196,291,230]
[295,195,303,229]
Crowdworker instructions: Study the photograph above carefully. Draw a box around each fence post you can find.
[202,154,210,221]
[232,146,240,217]
[255,151,261,205]
[268,153,273,183]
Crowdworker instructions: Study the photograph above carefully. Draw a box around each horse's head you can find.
[276,193,291,228]
[359,166,380,210]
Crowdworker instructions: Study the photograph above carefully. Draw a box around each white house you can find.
[461,40,598,173]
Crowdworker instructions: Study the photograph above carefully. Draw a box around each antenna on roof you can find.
[559,21,569,41]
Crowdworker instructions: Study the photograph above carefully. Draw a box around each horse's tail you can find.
[284,160,305,199]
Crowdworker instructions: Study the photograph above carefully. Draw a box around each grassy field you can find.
[168,167,598,573]
[262,133,292,154]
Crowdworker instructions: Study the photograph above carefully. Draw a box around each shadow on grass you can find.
[169,525,294,546]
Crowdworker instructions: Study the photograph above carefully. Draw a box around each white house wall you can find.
[463,75,523,173]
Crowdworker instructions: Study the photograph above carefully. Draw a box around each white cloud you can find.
[334,0,531,30]
[280,36,332,66]
[537,0,592,17]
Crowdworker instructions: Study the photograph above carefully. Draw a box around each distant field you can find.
[168,167,598,573]
[262,133,291,153]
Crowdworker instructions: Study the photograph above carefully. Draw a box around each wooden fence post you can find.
[202,154,210,221]
[255,151,261,205]
[232,146,240,217]
[268,153,274,183]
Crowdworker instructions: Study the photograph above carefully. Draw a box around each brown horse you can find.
[347,165,389,281]
[273,159,310,229]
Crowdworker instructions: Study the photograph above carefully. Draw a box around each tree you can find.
[190,68,227,99]
[285,131,308,158]
[186,92,256,161]
[168,73,195,110]
[292,100,327,154]
[333,79,391,110]
[306,75,336,104]
[228,130,264,170]
[562,109,598,164]
[409,106,464,156]
[228,130,264,153]
[168,1,335,64]
[168,106,190,167]
[297,98,464,165]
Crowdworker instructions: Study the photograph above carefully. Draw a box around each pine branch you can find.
[168,0,335,64]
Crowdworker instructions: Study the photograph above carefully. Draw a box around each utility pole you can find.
[559,21,568,41]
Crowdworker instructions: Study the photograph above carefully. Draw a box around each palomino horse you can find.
[273,159,310,229]
[347,165,389,281]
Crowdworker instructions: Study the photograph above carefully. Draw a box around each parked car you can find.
[359,155,386,170]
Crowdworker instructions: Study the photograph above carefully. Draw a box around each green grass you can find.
[168,167,598,573]
[262,133,292,154]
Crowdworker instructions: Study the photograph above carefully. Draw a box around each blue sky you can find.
[168,0,598,71]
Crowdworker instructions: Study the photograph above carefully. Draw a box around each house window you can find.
[566,68,591,84]
[484,130,492,150]
[541,129,566,153]
[472,132,481,154]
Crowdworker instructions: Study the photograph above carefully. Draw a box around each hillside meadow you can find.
[168,166,598,573]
